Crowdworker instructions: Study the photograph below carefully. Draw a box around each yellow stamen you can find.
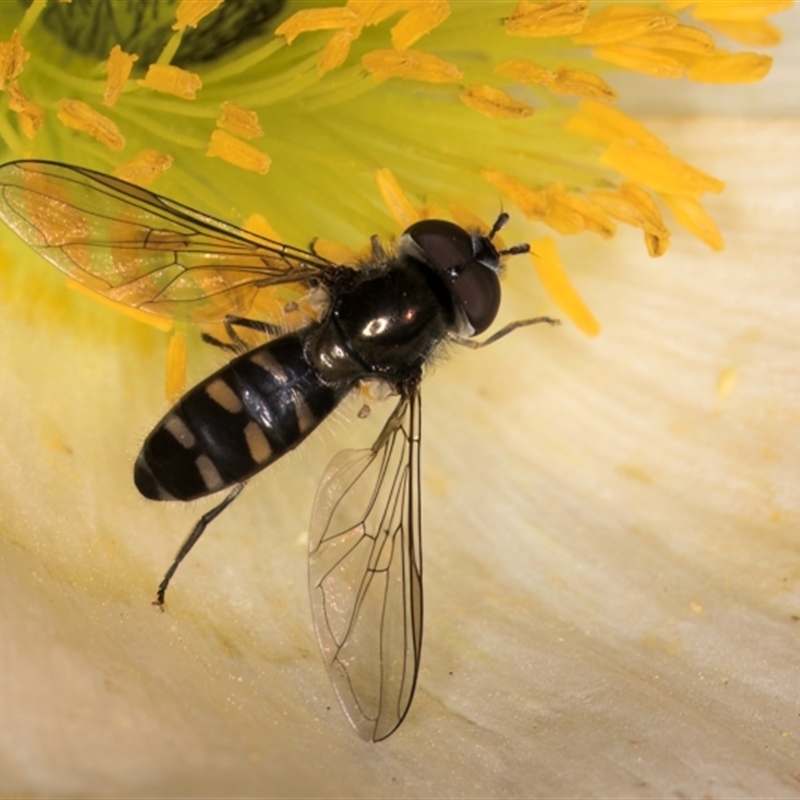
[601,142,725,197]
[0,30,28,90]
[206,129,271,174]
[113,150,174,186]
[588,183,670,257]
[375,168,419,229]
[165,330,187,404]
[624,25,716,55]
[530,237,600,337]
[275,7,361,45]
[312,239,359,264]
[505,1,590,38]
[56,99,125,151]
[495,59,555,86]
[659,192,724,251]
[459,86,533,120]
[173,0,225,31]
[361,49,462,83]
[217,101,263,141]
[244,213,282,242]
[565,100,669,152]
[572,5,678,45]
[698,19,782,46]
[317,28,358,75]
[687,51,773,84]
[482,170,548,219]
[390,1,451,50]
[7,81,43,139]
[592,43,686,79]
[137,64,202,100]
[102,45,138,108]
[550,67,617,100]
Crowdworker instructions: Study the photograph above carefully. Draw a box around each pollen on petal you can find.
[601,142,725,198]
[572,5,678,45]
[505,1,590,38]
[206,129,271,174]
[244,213,282,242]
[7,81,43,139]
[172,0,225,31]
[687,51,773,84]
[102,45,138,107]
[592,43,686,79]
[114,150,174,185]
[362,49,462,83]
[376,168,419,229]
[217,101,263,140]
[391,1,451,50]
[57,99,126,151]
[165,330,187,403]
[659,192,724,251]
[530,237,600,337]
[276,7,361,44]
[137,64,202,99]
[460,86,533,120]
[0,30,29,90]
[565,100,668,152]
[312,239,359,264]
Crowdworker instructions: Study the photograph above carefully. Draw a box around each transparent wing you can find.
[0,160,338,323]
[309,388,422,741]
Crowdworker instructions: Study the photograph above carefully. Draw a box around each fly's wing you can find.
[309,388,422,741]
[0,160,338,324]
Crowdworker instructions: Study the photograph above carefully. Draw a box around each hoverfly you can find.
[0,160,558,741]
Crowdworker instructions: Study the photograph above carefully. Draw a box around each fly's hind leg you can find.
[154,482,246,608]
[201,315,287,354]
[451,316,560,350]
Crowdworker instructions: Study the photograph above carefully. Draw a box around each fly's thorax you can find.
[307,259,457,383]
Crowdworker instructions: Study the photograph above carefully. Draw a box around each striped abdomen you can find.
[134,330,351,502]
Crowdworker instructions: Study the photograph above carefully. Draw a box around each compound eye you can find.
[452,261,501,335]
[405,219,474,275]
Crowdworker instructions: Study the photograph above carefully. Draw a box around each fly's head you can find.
[400,213,528,335]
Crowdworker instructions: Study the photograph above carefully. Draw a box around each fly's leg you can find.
[201,315,287,353]
[451,316,560,350]
[154,483,246,608]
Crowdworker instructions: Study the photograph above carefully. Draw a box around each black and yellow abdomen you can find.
[134,329,350,501]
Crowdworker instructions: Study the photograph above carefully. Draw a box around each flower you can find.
[0,0,797,795]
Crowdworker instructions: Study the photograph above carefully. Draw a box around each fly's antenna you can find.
[487,211,509,241]
[488,212,531,257]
